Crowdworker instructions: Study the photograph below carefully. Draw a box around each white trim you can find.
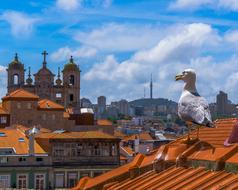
[0,174,11,188]
[17,173,28,189]
[34,173,46,190]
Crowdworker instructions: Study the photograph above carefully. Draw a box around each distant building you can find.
[118,99,129,116]
[216,91,228,116]
[97,96,106,114]
[80,98,92,108]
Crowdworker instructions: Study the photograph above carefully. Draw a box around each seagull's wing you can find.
[178,93,212,125]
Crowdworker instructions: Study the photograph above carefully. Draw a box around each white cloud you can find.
[51,46,97,62]
[218,0,238,11]
[56,0,81,11]
[169,0,213,10]
[225,30,238,43]
[0,66,7,99]
[80,22,238,103]
[0,11,38,38]
[81,23,226,102]
[74,23,165,52]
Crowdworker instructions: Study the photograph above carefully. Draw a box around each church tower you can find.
[7,53,25,93]
[62,56,81,108]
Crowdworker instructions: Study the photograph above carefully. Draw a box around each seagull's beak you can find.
[175,74,183,81]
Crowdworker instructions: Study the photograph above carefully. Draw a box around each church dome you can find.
[8,53,24,70]
[63,56,80,72]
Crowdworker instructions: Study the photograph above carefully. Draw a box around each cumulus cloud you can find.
[0,66,7,98]
[82,23,227,102]
[80,22,238,103]
[51,46,97,62]
[74,23,165,52]
[0,11,38,38]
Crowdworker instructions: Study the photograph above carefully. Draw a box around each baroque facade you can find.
[7,51,81,108]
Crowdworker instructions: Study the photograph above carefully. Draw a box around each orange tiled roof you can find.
[36,131,117,140]
[97,119,113,126]
[38,99,65,111]
[123,132,153,141]
[72,152,158,190]
[0,103,8,114]
[104,166,238,190]
[114,130,126,139]
[72,118,238,190]
[0,128,46,155]
[2,89,39,101]
[121,146,134,155]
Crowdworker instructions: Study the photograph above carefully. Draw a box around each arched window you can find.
[13,74,19,85]
[69,75,75,85]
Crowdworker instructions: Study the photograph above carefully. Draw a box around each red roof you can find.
[38,99,65,111]
[2,89,39,101]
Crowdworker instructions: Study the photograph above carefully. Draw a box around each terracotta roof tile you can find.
[2,89,39,101]
[121,146,134,155]
[36,131,117,140]
[0,128,46,155]
[123,132,153,141]
[0,104,8,114]
[103,166,238,190]
[97,119,113,126]
[38,99,65,110]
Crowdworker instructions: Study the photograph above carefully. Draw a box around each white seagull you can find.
[175,69,213,142]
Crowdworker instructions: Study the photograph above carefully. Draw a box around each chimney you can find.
[28,134,34,156]
[134,135,139,153]
[28,126,39,156]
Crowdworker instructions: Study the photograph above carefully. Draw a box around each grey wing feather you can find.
[178,95,212,125]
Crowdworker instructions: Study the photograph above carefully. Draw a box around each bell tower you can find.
[62,56,80,108]
[7,53,25,93]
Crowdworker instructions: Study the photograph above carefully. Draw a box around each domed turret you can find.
[7,53,25,92]
[8,53,24,70]
[63,56,80,72]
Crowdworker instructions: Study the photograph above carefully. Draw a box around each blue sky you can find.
[1,0,238,103]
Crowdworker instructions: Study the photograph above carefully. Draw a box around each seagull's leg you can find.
[196,125,200,139]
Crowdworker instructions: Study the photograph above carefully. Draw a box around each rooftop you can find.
[2,89,39,101]
[38,99,65,110]
[0,128,46,155]
[72,118,238,190]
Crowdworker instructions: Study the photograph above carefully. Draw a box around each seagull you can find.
[175,69,213,143]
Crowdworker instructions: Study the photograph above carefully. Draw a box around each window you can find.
[0,117,7,124]
[13,74,19,85]
[67,173,77,188]
[35,174,45,190]
[17,102,21,109]
[0,157,8,164]
[69,94,74,102]
[36,157,43,162]
[55,173,64,188]
[0,175,10,188]
[27,103,31,109]
[56,93,62,98]
[52,114,55,120]
[17,174,28,189]
[42,114,46,120]
[19,157,26,162]
[69,75,75,85]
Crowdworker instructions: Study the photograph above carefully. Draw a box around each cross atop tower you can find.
[42,50,48,67]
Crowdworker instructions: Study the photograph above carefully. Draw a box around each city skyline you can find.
[1,1,238,103]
